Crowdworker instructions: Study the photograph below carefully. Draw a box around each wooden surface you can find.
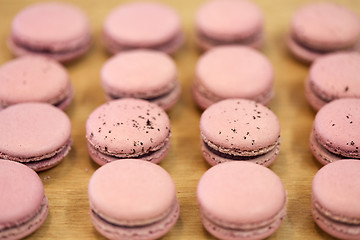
[1,0,360,239]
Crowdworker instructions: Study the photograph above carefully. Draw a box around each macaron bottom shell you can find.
[0,196,49,240]
[90,201,179,240]
[87,140,170,165]
[310,132,350,165]
[312,202,360,240]
[200,140,280,167]
[200,207,286,240]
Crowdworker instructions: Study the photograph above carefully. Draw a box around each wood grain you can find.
[0,0,359,239]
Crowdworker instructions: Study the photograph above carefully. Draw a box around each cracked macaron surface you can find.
[86,98,171,164]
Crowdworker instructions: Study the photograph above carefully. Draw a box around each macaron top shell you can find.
[312,160,360,220]
[0,55,70,106]
[197,161,286,226]
[0,102,71,159]
[101,50,177,98]
[88,159,176,225]
[196,46,273,99]
[200,99,280,153]
[0,160,45,227]
[291,2,360,50]
[103,2,181,46]
[86,98,170,156]
[309,52,360,100]
[196,0,263,41]
[11,2,90,50]
[313,98,360,156]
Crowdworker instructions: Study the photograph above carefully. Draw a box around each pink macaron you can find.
[0,160,49,240]
[310,98,360,165]
[86,98,171,165]
[192,46,274,110]
[200,99,281,167]
[101,49,181,111]
[305,51,360,111]
[197,161,287,240]
[0,102,72,171]
[195,0,264,51]
[103,2,184,55]
[8,2,91,62]
[0,55,73,110]
[287,2,360,63]
[312,160,360,240]
[88,159,179,240]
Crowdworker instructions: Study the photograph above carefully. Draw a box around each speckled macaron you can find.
[101,49,181,111]
[312,160,360,240]
[197,161,287,240]
[305,51,360,111]
[103,2,184,55]
[192,46,274,110]
[0,102,72,171]
[88,159,179,240]
[200,99,281,167]
[0,160,49,240]
[0,55,73,110]
[8,2,91,62]
[86,98,171,165]
[310,98,360,165]
[287,2,360,63]
[195,0,264,51]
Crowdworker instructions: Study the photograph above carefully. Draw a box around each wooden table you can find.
[1,0,359,239]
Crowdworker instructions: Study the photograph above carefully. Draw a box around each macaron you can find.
[197,161,287,240]
[0,160,49,240]
[195,0,264,51]
[103,2,184,55]
[200,99,281,167]
[86,98,171,165]
[287,2,360,63]
[101,49,181,111]
[312,160,360,240]
[192,46,274,110]
[88,159,179,240]
[8,2,91,62]
[0,55,73,110]
[305,51,360,111]
[310,98,360,165]
[0,102,72,171]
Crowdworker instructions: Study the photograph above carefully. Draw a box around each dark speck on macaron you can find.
[345,86,349,92]
[231,128,237,133]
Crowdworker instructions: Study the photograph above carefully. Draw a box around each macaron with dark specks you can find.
[197,161,287,240]
[86,98,171,165]
[310,98,360,165]
[312,160,360,240]
[0,102,72,171]
[287,2,360,63]
[0,55,73,110]
[305,51,360,111]
[200,99,281,167]
[8,2,92,62]
[101,49,181,111]
[195,0,264,51]
[103,2,184,55]
[88,159,179,240]
[0,160,49,240]
[192,46,274,110]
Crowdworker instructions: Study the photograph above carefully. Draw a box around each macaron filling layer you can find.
[200,204,286,239]
[196,30,263,48]
[103,32,184,54]
[90,200,179,239]
[310,132,358,164]
[312,201,360,238]
[0,196,48,240]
